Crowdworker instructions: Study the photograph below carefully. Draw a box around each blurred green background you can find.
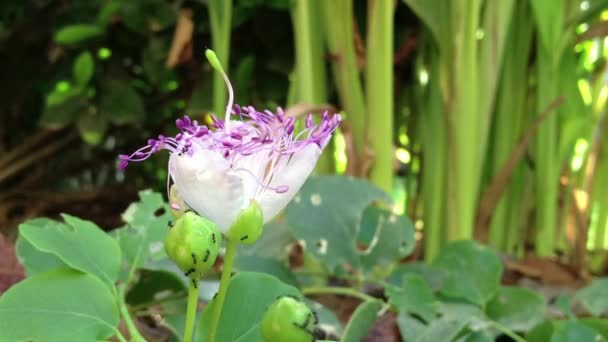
[1,0,608,272]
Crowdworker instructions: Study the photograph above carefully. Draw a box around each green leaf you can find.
[415,316,470,342]
[0,268,120,342]
[54,24,103,44]
[402,0,448,47]
[73,51,95,86]
[99,79,145,124]
[432,240,502,306]
[197,272,301,342]
[529,0,564,58]
[358,207,416,273]
[286,176,391,270]
[341,300,383,342]
[40,93,88,128]
[576,278,608,317]
[114,190,172,273]
[15,227,66,275]
[528,320,555,342]
[397,313,426,341]
[388,262,444,291]
[486,286,546,332]
[235,255,299,287]
[551,320,604,342]
[304,299,343,336]
[77,113,107,145]
[126,269,187,306]
[387,274,438,322]
[18,215,121,286]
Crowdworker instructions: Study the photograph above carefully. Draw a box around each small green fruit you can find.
[226,200,263,244]
[164,211,221,278]
[261,295,316,342]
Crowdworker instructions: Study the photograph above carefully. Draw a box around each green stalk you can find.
[446,0,481,241]
[183,277,200,342]
[488,1,532,251]
[116,285,146,342]
[366,0,395,193]
[534,45,559,256]
[322,0,367,161]
[291,0,332,173]
[207,238,237,342]
[419,44,446,261]
[208,0,232,117]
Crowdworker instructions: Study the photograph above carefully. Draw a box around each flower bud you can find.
[226,200,263,244]
[261,295,317,342]
[164,211,221,278]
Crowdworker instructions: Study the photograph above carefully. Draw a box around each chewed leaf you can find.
[358,207,415,273]
[286,176,391,270]
[18,215,121,286]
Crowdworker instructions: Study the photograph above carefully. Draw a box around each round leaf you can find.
[99,79,145,124]
[486,286,546,332]
[0,268,120,342]
[576,278,608,317]
[432,240,502,306]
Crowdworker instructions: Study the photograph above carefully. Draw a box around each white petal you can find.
[257,144,321,222]
[169,150,245,232]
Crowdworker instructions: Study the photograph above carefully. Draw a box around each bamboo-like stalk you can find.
[489,1,533,251]
[419,47,446,261]
[534,45,560,256]
[208,0,232,117]
[445,0,481,241]
[291,0,333,173]
[321,0,367,167]
[366,0,395,193]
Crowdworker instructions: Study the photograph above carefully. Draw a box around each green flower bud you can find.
[205,49,225,74]
[164,211,222,278]
[261,295,317,342]
[226,200,263,244]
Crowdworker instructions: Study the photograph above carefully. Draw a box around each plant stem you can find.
[114,329,128,342]
[183,277,200,342]
[207,238,238,342]
[116,285,146,342]
[366,0,395,193]
[489,321,527,342]
[301,286,377,303]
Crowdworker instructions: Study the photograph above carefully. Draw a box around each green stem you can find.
[117,285,146,342]
[489,321,527,342]
[301,286,377,303]
[207,238,238,342]
[183,277,200,342]
[366,0,394,193]
[114,329,128,342]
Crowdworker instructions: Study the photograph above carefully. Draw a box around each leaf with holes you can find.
[0,268,119,341]
[358,206,415,273]
[113,190,172,273]
[286,176,391,270]
[18,215,121,286]
[432,240,502,306]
